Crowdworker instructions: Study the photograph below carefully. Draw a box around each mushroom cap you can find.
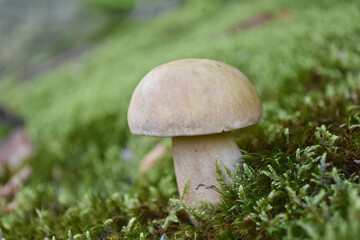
[128,58,262,137]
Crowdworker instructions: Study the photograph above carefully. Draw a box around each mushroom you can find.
[128,58,262,206]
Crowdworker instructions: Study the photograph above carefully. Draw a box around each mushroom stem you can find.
[172,132,242,205]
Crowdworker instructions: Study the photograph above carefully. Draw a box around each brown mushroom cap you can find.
[128,58,262,137]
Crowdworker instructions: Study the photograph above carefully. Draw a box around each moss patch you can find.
[0,0,360,239]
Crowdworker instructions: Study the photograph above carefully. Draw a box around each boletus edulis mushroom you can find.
[128,58,262,206]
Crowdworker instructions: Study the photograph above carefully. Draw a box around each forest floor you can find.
[0,0,360,239]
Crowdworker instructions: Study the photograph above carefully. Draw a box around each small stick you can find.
[196,184,238,206]
[195,184,206,190]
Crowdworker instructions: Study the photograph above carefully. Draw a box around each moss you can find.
[0,0,360,239]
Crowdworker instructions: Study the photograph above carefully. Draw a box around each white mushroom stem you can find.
[172,132,242,205]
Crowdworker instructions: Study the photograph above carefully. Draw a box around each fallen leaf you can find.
[224,9,293,36]
[0,165,32,200]
[0,200,19,213]
[139,143,169,174]
[224,11,274,35]
[277,9,294,21]
[0,128,34,172]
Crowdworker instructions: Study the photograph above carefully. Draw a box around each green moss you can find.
[0,0,360,239]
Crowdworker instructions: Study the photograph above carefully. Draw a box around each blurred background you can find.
[0,0,182,81]
[0,0,359,239]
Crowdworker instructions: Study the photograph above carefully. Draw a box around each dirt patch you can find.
[224,9,293,35]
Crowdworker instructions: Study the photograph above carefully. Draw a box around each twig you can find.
[196,184,238,206]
